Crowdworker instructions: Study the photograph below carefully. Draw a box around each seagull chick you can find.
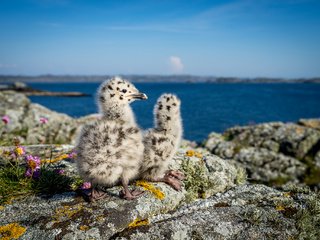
[140,93,184,190]
[76,76,148,201]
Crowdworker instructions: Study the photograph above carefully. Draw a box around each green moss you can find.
[295,193,320,240]
[181,157,215,202]
[222,133,233,141]
[303,165,320,186]
[235,167,247,185]
[268,175,291,187]
[272,185,320,239]
[233,144,243,154]
[281,184,311,194]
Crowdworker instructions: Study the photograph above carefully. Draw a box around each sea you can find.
[28,82,320,142]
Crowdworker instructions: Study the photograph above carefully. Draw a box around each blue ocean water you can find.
[28,83,320,142]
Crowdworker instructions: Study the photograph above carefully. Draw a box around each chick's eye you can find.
[121,89,127,93]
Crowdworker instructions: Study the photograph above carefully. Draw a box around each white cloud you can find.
[169,56,184,74]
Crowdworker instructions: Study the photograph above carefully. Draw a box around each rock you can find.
[113,184,320,240]
[0,146,243,239]
[298,118,320,131]
[204,132,238,159]
[224,122,320,160]
[0,91,97,145]
[13,82,27,89]
[234,147,306,185]
[204,121,320,187]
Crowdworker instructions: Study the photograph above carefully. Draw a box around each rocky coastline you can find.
[0,82,89,97]
[0,91,319,239]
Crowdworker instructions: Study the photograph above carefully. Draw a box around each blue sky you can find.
[0,0,320,78]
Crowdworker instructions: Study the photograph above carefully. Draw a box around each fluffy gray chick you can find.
[76,76,147,201]
[140,93,184,190]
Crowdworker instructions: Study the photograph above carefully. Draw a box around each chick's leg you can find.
[91,187,108,200]
[165,169,185,180]
[149,175,183,191]
[120,178,144,200]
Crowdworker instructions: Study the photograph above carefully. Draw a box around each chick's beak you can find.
[130,93,148,100]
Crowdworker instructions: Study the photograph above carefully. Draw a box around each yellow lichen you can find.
[41,154,69,164]
[276,205,285,211]
[283,192,292,198]
[0,206,4,211]
[135,180,165,200]
[128,218,149,228]
[0,223,26,240]
[79,225,90,231]
[186,150,195,157]
[53,204,83,223]
[194,152,203,159]
[185,150,203,158]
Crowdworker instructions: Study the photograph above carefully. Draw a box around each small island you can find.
[0,82,90,97]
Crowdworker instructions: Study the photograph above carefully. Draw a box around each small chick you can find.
[76,76,148,201]
[140,93,184,190]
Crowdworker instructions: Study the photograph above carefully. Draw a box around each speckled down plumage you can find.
[140,93,182,179]
[75,77,146,187]
[76,119,143,185]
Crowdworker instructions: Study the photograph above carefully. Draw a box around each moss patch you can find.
[181,156,215,202]
[235,167,247,185]
[295,192,320,240]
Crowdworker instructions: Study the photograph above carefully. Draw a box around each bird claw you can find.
[165,170,185,181]
[78,187,108,202]
[164,175,182,191]
[90,187,108,201]
[120,189,145,200]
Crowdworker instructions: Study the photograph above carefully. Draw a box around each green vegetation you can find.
[0,162,34,205]
[0,163,77,205]
[181,156,215,202]
[295,192,320,240]
[235,166,247,185]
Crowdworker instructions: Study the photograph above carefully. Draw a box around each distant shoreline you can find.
[0,75,319,83]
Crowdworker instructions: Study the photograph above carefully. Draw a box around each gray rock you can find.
[298,118,320,131]
[234,147,306,184]
[204,133,238,159]
[205,121,320,187]
[113,184,320,240]
[0,91,97,145]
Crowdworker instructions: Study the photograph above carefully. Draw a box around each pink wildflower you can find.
[81,182,91,189]
[39,117,48,124]
[55,169,65,175]
[25,155,41,179]
[2,115,10,124]
[68,150,77,159]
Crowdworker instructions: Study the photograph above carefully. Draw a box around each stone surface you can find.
[112,184,319,240]
[298,118,320,131]
[0,91,98,145]
[204,121,320,187]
